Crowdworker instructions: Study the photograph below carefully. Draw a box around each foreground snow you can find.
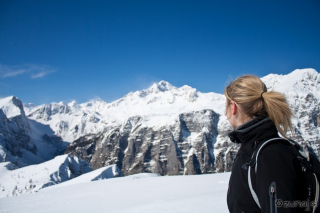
[0,154,120,198]
[0,172,230,213]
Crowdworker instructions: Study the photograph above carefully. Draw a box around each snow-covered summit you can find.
[0,96,31,135]
[0,96,25,119]
[122,81,177,98]
[146,80,177,93]
[82,98,107,111]
[96,81,224,129]
[261,68,320,146]
[262,68,320,98]
[67,100,78,108]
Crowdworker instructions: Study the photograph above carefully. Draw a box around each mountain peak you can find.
[90,98,104,103]
[147,81,176,93]
[58,101,67,105]
[261,68,319,93]
[68,100,78,108]
[291,68,318,75]
[0,96,25,119]
[86,98,106,106]
[0,96,17,102]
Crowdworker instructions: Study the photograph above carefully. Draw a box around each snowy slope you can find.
[0,172,230,213]
[0,155,92,198]
[49,163,120,189]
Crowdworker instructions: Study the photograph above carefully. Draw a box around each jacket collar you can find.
[228,117,279,145]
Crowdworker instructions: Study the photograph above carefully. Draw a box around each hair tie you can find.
[261,91,266,98]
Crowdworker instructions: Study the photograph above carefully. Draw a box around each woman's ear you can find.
[230,101,237,115]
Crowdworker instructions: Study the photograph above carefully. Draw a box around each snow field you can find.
[0,172,231,213]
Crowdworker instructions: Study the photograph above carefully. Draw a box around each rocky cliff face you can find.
[66,110,219,176]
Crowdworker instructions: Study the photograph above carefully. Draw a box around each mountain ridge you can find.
[1,68,319,178]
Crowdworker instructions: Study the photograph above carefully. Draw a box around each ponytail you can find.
[224,75,293,138]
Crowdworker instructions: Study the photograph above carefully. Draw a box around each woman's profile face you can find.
[225,99,237,130]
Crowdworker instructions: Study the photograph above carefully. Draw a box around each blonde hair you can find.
[224,75,293,138]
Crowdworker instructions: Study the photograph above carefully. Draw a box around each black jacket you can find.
[227,117,308,213]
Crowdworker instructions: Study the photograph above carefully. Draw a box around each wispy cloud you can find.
[3,69,28,77]
[0,63,56,79]
[31,70,55,79]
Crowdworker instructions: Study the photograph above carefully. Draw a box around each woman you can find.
[225,75,308,213]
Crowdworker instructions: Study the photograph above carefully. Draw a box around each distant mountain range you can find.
[0,68,319,179]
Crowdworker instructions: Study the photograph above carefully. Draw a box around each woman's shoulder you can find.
[258,138,294,157]
[256,139,303,173]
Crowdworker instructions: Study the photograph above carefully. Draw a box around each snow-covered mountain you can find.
[22,80,226,175]
[261,68,320,155]
[66,69,319,175]
[2,68,320,176]
[0,96,68,167]
[25,80,225,142]
[0,154,119,198]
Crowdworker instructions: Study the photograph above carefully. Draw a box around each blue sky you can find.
[0,0,319,105]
